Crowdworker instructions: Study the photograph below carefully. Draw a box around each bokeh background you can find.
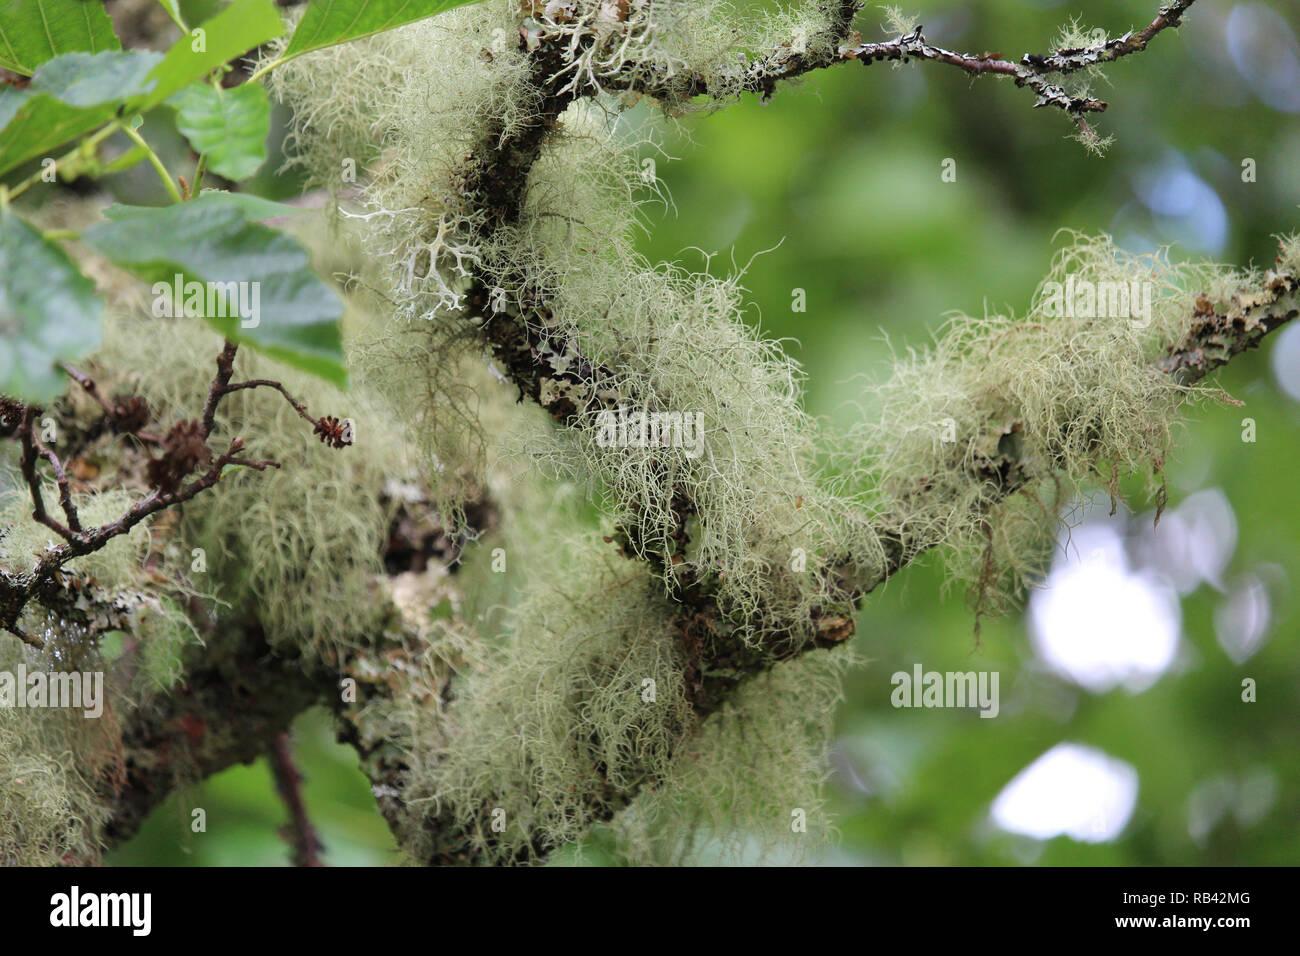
[103,0,1300,865]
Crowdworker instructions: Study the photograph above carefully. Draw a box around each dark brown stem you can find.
[268,731,325,867]
[58,362,114,416]
[200,340,239,438]
[0,342,315,646]
[222,378,321,428]
[18,405,79,537]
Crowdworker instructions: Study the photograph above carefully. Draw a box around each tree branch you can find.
[315,0,1281,866]
[101,624,326,850]
[268,732,325,867]
[0,341,347,647]
[50,0,1224,867]
[595,0,1198,138]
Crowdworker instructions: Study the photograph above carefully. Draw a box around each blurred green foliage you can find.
[109,0,1300,865]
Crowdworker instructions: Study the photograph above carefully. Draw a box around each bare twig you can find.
[18,405,79,539]
[59,363,157,444]
[200,341,239,438]
[222,378,352,448]
[223,379,318,425]
[58,362,114,416]
[268,732,325,867]
[0,341,344,646]
[597,0,1199,138]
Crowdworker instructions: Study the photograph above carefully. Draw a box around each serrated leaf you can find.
[0,0,121,76]
[82,195,346,387]
[172,82,269,181]
[0,213,103,402]
[0,50,161,177]
[280,0,483,63]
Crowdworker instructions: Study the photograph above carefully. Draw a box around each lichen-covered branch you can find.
[101,624,325,851]
[256,0,1278,864]
[0,341,349,648]
[451,0,1217,690]
[596,0,1198,144]
[9,0,1265,870]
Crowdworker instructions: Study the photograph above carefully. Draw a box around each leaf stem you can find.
[118,122,184,205]
[246,56,289,85]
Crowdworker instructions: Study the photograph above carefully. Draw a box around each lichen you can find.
[1,2,1282,867]
[843,234,1249,612]
[0,638,120,865]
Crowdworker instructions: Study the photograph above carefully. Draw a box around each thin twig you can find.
[268,732,325,867]
[598,0,1199,137]
[59,362,113,416]
[222,379,322,428]
[17,406,79,537]
[200,341,239,438]
[0,340,342,646]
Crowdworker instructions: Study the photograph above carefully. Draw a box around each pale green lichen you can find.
[408,551,693,863]
[603,647,847,865]
[263,2,1285,864]
[843,234,1252,612]
[85,279,449,659]
[0,638,119,866]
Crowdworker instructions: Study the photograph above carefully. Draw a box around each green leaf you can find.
[0,86,33,131]
[155,1,184,27]
[172,82,270,181]
[279,0,483,64]
[0,0,283,178]
[0,0,121,76]
[0,91,112,177]
[0,213,103,402]
[31,50,163,107]
[129,0,285,113]
[192,189,311,222]
[0,51,161,177]
[82,195,346,387]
